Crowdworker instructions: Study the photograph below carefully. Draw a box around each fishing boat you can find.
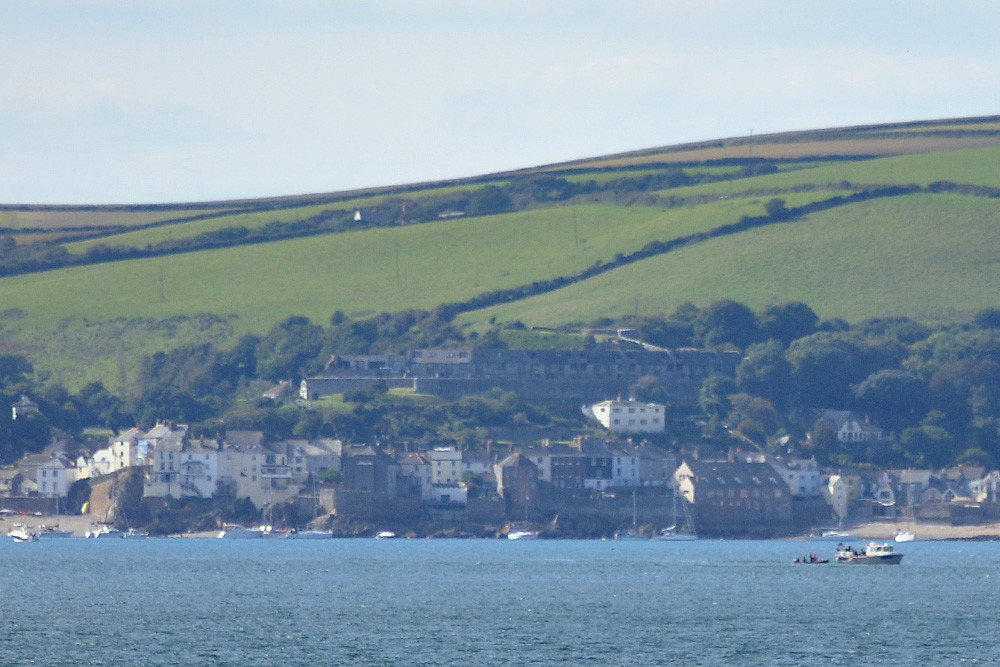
[835,542,903,564]
[37,525,73,538]
[122,528,149,539]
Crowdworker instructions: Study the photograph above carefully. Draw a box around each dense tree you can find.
[637,316,694,348]
[693,300,761,349]
[0,355,32,390]
[758,302,818,347]
[786,333,868,408]
[468,185,514,215]
[736,340,792,409]
[729,393,781,445]
[972,308,1000,330]
[853,369,927,434]
[700,376,736,423]
[256,316,326,381]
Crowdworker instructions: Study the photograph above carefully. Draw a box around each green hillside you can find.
[457,193,1000,329]
[2,115,1000,392]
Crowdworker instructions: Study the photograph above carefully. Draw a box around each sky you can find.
[1,1,998,205]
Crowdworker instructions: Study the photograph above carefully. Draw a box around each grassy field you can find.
[456,193,1000,329]
[1,200,784,389]
[4,116,1000,392]
[64,181,502,253]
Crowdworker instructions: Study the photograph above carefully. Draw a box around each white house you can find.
[77,448,113,480]
[110,427,144,472]
[817,410,883,443]
[770,457,821,498]
[610,445,642,487]
[428,447,463,485]
[11,395,39,420]
[430,483,468,506]
[219,442,299,509]
[587,399,665,434]
[285,439,342,482]
[823,475,850,521]
[37,457,76,497]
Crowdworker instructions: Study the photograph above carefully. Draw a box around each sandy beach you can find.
[838,520,1000,541]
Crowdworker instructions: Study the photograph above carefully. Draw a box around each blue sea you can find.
[1,537,997,666]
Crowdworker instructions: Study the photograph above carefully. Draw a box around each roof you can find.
[679,460,786,490]
[287,439,343,457]
[225,430,265,447]
[398,452,428,466]
[114,427,144,443]
[497,452,538,469]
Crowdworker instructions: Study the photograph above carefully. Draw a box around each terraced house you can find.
[302,338,739,403]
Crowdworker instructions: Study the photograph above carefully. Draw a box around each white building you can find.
[37,457,76,497]
[286,439,342,482]
[110,428,144,472]
[428,447,463,485]
[77,448,113,480]
[610,446,641,487]
[823,475,850,521]
[587,399,665,434]
[773,457,821,497]
[219,443,299,509]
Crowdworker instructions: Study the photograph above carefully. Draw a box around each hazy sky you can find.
[2,1,998,204]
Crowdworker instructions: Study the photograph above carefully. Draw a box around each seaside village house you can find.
[585,398,666,434]
[494,452,539,518]
[36,456,76,498]
[301,340,740,404]
[816,409,885,444]
[674,458,793,536]
[425,446,466,505]
[11,395,39,421]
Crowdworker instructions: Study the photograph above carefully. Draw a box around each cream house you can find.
[587,399,665,434]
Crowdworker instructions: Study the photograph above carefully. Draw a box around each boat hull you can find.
[836,542,903,564]
[507,531,538,540]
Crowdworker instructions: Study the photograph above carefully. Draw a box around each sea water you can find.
[1,538,997,666]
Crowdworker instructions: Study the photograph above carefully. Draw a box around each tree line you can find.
[6,299,1000,473]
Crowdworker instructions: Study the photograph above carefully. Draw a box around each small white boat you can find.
[9,528,38,543]
[122,528,149,539]
[217,524,263,539]
[375,530,397,539]
[86,527,123,539]
[652,527,697,541]
[894,530,916,543]
[507,529,538,540]
[809,529,860,541]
